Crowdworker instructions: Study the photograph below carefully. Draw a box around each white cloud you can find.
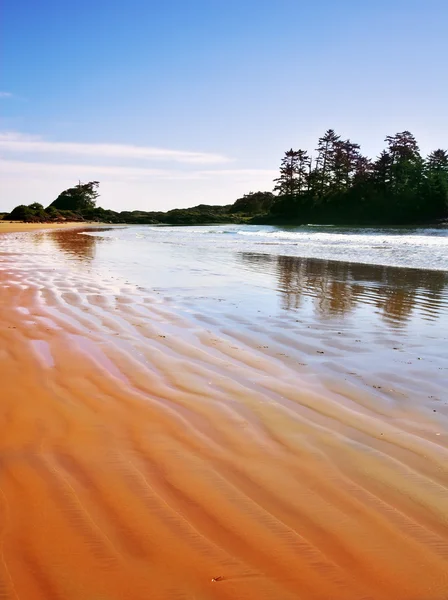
[0,131,231,165]
[0,91,13,98]
[0,132,276,212]
[0,159,276,182]
[0,159,168,179]
[0,159,276,212]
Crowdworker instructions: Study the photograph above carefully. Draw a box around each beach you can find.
[0,224,447,600]
[0,221,97,234]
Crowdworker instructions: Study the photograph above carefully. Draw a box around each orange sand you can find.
[0,244,447,599]
[0,221,105,234]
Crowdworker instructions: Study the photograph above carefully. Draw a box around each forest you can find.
[3,130,447,226]
[267,130,448,224]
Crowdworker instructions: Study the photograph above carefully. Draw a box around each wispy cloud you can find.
[0,132,231,165]
[0,159,276,181]
[0,132,276,211]
[0,92,14,98]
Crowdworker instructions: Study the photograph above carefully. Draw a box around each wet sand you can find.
[0,222,103,234]
[0,229,447,599]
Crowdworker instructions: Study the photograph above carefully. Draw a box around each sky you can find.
[1,0,447,212]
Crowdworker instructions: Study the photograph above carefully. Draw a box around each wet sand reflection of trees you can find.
[239,252,448,326]
[47,228,110,263]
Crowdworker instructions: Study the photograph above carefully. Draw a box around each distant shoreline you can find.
[2,218,447,231]
[0,221,112,234]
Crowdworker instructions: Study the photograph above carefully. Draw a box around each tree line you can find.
[3,130,447,226]
[3,181,253,225]
[269,130,448,224]
[5,181,100,223]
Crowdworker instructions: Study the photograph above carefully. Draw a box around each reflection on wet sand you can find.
[47,227,110,262]
[239,252,448,325]
[0,228,447,600]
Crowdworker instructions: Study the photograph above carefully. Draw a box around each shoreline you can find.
[0,227,447,600]
[0,221,114,234]
[4,220,447,272]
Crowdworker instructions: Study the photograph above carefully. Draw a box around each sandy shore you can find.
[0,221,106,234]
[0,230,447,600]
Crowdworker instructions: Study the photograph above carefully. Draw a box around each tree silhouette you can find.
[314,129,340,199]
[274,149,307,196]
[50,181,100,212]
[270,129,448,224]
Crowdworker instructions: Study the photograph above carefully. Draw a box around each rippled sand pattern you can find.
[1,240,448,599]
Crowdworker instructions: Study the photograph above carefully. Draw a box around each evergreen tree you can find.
[50,181,100,213]
[373,150,393,189]
[272,149,312,218]
[332,139,362,191]
[269,129,448,224]
[353,155,373,185]
[229,191,275,215]
[296,150,311,194]
[314,129,340,199]
[273,149,309,196]
[386,131,420,163]
[423,149,448,218]
[384,131,423,219]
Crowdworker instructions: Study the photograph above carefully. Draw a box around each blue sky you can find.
[1,0,447,212]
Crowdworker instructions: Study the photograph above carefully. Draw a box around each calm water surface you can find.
[2,223,448,409]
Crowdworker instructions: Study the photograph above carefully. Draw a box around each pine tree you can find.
[50,181,100,212]
[373,150,393,189]
[423,149,448,218]
[384,131,423,218]
[296,150,311,194]
[353,155,373,185]
[274,149,310,196]
[268,129,448,224]
[332,139,362,191]
[314,129,340,199]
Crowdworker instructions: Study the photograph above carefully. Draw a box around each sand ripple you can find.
[0,237,447,600]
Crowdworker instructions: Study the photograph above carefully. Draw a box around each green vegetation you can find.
[3,184,273,225]
[3,130,447,226]
[50,181,100,212]
[6,202,83,223]
[266,130,448,225]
